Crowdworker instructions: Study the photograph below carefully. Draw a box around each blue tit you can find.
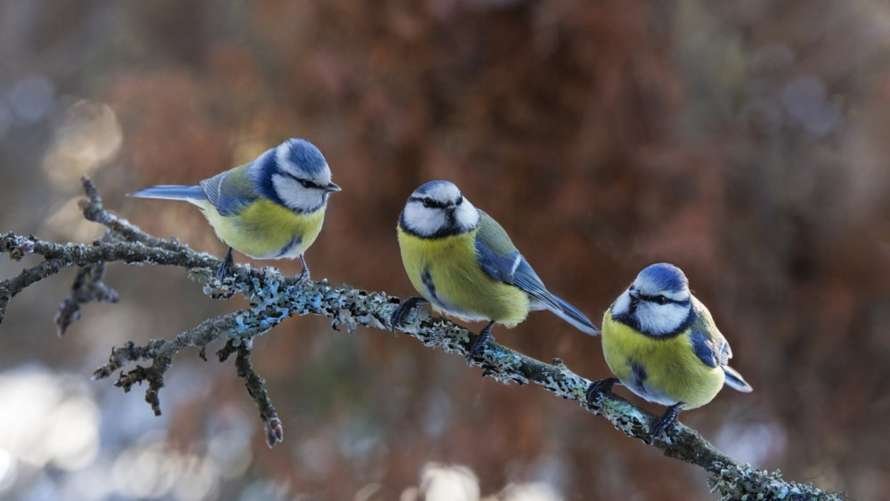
[130,138,340,279]
[392,180,597,357]
[587,263,752,438]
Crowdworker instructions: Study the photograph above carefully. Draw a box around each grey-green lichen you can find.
[0,178,844,499]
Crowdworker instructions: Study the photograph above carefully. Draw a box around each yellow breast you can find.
[198,199,326,260]
[601,309,724,409]
[397,226,529,327]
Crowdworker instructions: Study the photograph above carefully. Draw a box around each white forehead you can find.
[633,277,690,301]
[634,276,679,294]
[413,181,461,202]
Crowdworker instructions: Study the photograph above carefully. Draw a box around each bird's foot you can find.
[295,268,311,283]
[650,403,683,441]
[390,297,428,330]
[585,377,619,407]
[296,255,311,282]
[467,322,495,361]
[216,248,235,281]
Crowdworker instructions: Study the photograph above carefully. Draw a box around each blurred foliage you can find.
[1,0,890,499]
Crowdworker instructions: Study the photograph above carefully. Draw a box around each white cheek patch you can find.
[403,202,446,236]
[272,174,325,211]
[635,303,689,336]
[453,199,480,230]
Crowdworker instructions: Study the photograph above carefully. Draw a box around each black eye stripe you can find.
[408,196,457,209]
[282,173,323,189]
[637,293,686,305]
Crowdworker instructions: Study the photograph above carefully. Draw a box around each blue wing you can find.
[690,298,753,392]
[689,299,731,368]
[474,212,598,335]
[690,328,719,368]
[199,164,259,216]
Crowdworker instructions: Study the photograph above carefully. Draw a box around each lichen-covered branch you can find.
[218,338,284,448]
[0,179,842,500]
[57,258,119,336]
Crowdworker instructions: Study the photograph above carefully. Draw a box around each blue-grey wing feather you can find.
[475,236,552,305]
[689,299,732,368]
[474,211,598,335]
[690,328,719,368]
[199,166,258,216]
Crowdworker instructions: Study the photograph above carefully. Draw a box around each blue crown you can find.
[280,138,327,175]
[414,180,457,195]
[637,262,688,293]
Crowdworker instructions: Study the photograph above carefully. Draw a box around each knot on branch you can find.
[0,234,36,260]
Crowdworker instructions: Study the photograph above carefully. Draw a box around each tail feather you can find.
[544,293,599,336]
[723,365,753,393]
[129,185,206,202]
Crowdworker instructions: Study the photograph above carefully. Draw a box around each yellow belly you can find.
[197,199,325,260]
[397,226,529,327]
[601,310,724,409]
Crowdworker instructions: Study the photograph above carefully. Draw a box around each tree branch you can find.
[0,179,842,500]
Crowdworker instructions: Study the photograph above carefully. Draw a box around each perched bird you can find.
[392,180,597,357]
[588,263,752,438]
[130,138,340,279]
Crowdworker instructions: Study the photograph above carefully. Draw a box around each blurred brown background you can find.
[2,1,890,500]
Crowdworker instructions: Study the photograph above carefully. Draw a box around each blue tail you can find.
[545,292,599,336]
[723,365,753,393]
[129,185,206,202]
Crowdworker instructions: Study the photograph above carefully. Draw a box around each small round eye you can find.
[422,200,434,208]
[298,179,312,188]
[655,295,668,305]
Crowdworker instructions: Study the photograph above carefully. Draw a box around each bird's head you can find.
[265,138,340,212]
[400,180,480,238]
[612,262,693,336]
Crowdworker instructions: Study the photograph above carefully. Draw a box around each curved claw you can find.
[390,297,428,330]
[216,247,234,280]
[585,377,619,407]
[467,321,495,361]
[296,255,311,282]
[650,402,683,440]
[295,268,311,283]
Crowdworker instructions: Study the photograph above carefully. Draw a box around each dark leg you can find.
[468,321,496,360]
[650,402,684,439]
[296,254,311,282]
[585,377,620,407]
[390,296,428,329]
[216,247,234,280]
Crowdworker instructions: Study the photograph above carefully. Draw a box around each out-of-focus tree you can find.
[1,1,889,499]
